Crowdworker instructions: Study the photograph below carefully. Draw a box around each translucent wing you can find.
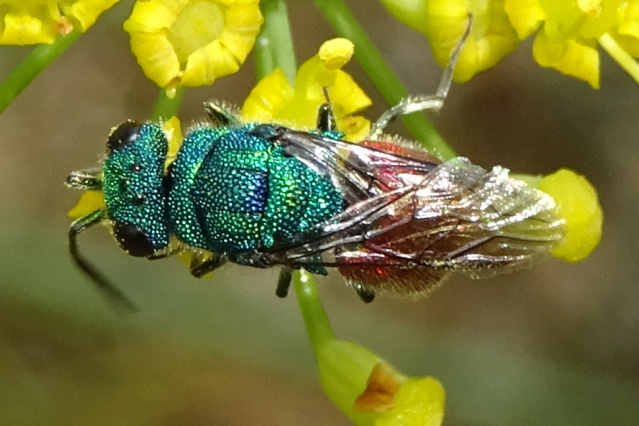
[253,126,564,295]
[250,124,439,203]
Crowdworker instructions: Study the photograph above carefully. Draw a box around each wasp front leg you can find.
[188,252,228,278]
[203,100,243,127]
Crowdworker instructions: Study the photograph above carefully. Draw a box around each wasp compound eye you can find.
[113,222,155,257]
[107,121,143,154]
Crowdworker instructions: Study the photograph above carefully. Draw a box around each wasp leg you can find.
[147,250,172,261]
[316,103,337,133]
[190,253,228,278]
[69,210,138,312]
[276,267,293,298]
[203,100,242,127]
[354,284,376,303]
[369,15,473,139]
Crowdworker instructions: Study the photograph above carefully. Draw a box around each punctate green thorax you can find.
[162,124,345,258]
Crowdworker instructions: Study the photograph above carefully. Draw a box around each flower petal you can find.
[60,0,120,31]
[375,376,446,426]
[123,0,180,32]
[319,38,355,70]
[221,0,264,62]
[1,7,58,45]
[504,0,546,39]
[420,0,520,82]
[162,116,183,171]
[0,1,119,45]
[538,169,602,262]
[331,70,372,118]
[337,115,371,142]
[615,0,639,56]
[241,67,295,122]
[68,190,106,220]
[126,32,182,87]
[533,29,600,88]
[181,39,240,86]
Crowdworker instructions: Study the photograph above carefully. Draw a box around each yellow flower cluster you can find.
[241,38,372,141]
[0,0,120,44]
[123,0,263,97]
[380,0,639,87]
[505,0,639,88]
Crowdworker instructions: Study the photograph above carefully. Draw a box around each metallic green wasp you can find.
[67,22,563,309]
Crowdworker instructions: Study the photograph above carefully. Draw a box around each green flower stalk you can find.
[294,270,446,426]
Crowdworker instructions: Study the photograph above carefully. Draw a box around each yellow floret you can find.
[375,376,445,426]
[68,190,106,220]
[538,169,603,262]
[319,38,355,70]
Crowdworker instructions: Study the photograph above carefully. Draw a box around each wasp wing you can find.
[251,124,439,203]
[254,126,564,295]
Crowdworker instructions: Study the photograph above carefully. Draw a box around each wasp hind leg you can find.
[368,15,473,139]
[275,267,294,298]
[354,284,376,303]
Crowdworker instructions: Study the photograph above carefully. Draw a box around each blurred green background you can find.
[1,1,638,425]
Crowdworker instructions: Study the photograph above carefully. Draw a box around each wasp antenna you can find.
[69,210,139,312]
[66,168,102,190]
[369,14,473,138]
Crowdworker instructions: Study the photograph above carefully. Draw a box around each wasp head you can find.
[101,120,170,257]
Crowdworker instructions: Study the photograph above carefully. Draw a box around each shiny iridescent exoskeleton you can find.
[66,21,564,309]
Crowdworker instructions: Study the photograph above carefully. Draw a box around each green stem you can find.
[255,0,297,83]
[293,270,335,352]
[0,30,82,115]
[313,0,456,159]
[599,33,639,86]
[151,87,185,121]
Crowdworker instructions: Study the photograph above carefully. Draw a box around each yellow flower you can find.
[162,115,183,171]
[123,0,263,97]
[538,169,603,262]
[317,341,446,426]
[0,0,120,45]
[504,0,639,87]
[241,38,372,141]
[378,0,521,82]
[375,376,445,426]
[68,190,105,220]
[293,270,445,426]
